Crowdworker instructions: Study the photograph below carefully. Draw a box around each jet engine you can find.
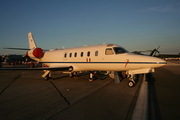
[27,48,44,59]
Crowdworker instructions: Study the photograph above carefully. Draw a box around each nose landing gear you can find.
[128,80,135,88]
[128,74,138,87]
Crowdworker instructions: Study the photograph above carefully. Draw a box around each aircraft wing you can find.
[0,66,72,71]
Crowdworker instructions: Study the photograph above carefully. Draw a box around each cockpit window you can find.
[113,47,128,54]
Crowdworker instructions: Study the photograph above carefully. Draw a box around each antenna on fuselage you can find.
[62,46,65,49]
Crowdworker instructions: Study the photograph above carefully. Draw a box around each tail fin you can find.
[28,32,37,49]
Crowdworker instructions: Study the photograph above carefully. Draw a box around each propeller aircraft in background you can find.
[132,46,160,56]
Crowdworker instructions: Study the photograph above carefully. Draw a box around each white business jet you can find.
[1,32,167,87]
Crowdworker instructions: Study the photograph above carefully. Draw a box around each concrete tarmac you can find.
[0,61,180,120]
[148,61,180,120]
[0,69,141,120]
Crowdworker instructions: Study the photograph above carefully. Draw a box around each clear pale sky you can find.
[0,0,180,55]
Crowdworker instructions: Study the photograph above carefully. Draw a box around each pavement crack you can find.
[71,107,83,120]
[50,81,70,105]
[0,74,21,95]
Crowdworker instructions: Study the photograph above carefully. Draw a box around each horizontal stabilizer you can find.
[4,48,30,50]
[3,47,48,51]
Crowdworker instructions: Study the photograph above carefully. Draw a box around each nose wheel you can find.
[128,74,137,87]
[128,81,135,87]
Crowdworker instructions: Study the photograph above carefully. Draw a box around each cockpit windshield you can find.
[113,47,129,54]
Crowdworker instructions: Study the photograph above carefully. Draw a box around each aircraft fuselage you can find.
[33,44,166,72]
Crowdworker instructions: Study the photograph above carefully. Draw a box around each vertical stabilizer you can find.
[28,32,37,49]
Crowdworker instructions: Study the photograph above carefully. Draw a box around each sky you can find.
[0,0,180,55]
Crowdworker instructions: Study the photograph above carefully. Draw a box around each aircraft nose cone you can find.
[128,53,167,68]
[135,54,167,68]
[151,56,167,67]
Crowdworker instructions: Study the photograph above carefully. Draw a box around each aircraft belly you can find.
[103,63,161,71]
[72,63,129,71]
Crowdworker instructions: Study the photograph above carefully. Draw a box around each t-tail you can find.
[28,32,37,49]
[27,32,44,60]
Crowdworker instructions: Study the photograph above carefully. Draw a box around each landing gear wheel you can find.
[69,73,74,78]
[128,81,135,88]
[44,76,49,80]
[44,73,52,81]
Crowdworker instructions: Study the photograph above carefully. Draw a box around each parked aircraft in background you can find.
[0,54,26,65]
[0,33,167,87]
[158,53,180,61]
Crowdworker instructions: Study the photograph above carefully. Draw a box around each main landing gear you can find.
[89,72,94,82]
[89,71,102,82]
[42,70,52,81]
[69,72,79,78]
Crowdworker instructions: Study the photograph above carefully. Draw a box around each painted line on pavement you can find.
[131,74,148,120]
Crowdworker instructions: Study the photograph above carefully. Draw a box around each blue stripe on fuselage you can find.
[39,62,167,64]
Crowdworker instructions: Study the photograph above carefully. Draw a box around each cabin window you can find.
[113,47,128,54]
[81,52,83,57]
[95,51,98,56]
[64,53,67,58]
[87,51,90,57]
[74,52,77,57]
[69,53,72,57]
[105,48,114,55]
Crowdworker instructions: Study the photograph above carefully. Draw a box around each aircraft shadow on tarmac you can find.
[52,75,69,80]
[52,72,110,81]
[147,73,162,120]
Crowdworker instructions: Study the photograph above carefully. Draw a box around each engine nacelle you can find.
[27,48,44,59]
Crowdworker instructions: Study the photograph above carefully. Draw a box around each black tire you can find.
[128,81,135,88]
[44,76,49,80]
